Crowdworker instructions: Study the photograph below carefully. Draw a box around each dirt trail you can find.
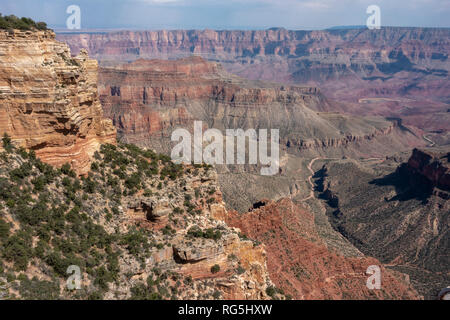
[423,134,436,147]
[299,157,321,202]
[299,156,383,202]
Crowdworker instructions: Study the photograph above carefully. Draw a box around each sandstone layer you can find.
[0,30,116,174]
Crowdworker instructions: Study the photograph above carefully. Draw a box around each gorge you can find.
[0,19,447,300]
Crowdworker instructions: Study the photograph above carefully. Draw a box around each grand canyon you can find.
[57,27,450,145]
[0,10,448,302]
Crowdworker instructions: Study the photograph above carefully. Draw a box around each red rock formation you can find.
[56,28,450,71]
[0,30,116,174]
[56,28,450,111]
[405,148,450,191]
[97,56,421,156]
[221,198,421,300]
[57,28,450,142]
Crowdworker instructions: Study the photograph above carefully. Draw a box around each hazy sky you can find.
[1,0,449,30]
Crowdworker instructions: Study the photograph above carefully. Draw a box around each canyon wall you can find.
[316,149,449,298]
[56,28,449,79]
[57,27,450,142]
[96,56,423,214]
[403,148,450,193]
[0,30,116,174]
[0,29,274,300]
[98,56,422,157]
[56,27,449,103]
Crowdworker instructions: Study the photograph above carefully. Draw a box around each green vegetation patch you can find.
[0,14,48,31]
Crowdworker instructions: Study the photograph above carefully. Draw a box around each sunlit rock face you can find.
[0,29,116,174]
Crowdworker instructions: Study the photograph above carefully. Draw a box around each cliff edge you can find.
[0,29,116,174]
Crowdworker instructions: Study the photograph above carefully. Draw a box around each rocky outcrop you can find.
[220,198,420,300]
[0,140,274,300]
[173,237,223,263]
[403,148,450,192]
[285,122,397,150]
[128,197,172,221]
[98,57,331,140]
[0,30,116,174]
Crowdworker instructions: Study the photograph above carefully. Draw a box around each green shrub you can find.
[44,252,68,277]
[130,283,149,300]
[94,266,114,291]
[2,133,13,152]
[212,290,221,299]
[266,286,276,298]
[3,235,33,271]
[210,264,220,274]
[162,225,175,236]
[120,230,149,257]
[83,177,97,194]
[88,291,103,300]
[31,175,46,191]
[0,14,49,31]
[91,162,99,171]
[0,218,10,239]
[18,277,60,300]
[236,265,246,275]
[125,172,141,190]
[10,162,33,180]
[61,163,71,174]
[187,226,222,241]
[0,177,13,201]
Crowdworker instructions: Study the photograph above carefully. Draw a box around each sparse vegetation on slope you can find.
[315,153,449,299]
[0,135,271,300]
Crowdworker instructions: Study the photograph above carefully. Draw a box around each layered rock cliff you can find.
[0,28,277,300]
[96,56,424,219]
[56,28,450,76]
[57,27,450,143]
[0,29,116,174]
[98,56,422,157]
[0,25,434,300]
[56,27,450,105]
